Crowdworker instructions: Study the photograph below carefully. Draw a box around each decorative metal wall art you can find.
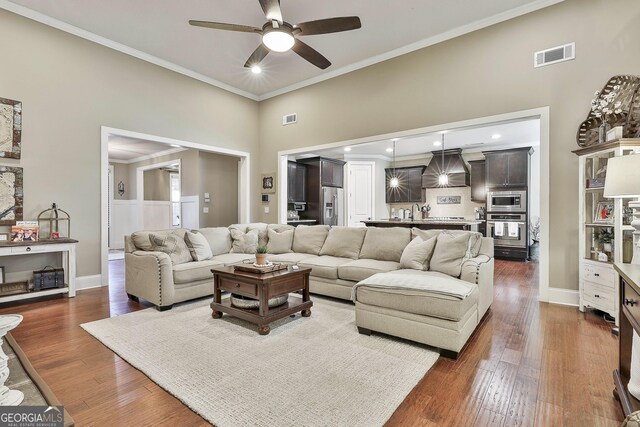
[0,98,22,159]
[0,166,23,226]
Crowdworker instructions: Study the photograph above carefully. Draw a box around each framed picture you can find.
[0,233,9,243]
[11,221,39,242]
[0,166,23,226]
[0,97,22,159]
[594,201,614,224]
[261,173,276,194]
[0,267,4,284]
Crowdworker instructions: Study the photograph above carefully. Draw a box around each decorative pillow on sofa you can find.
[131,228,188,251]
[319,226,367,259]
[196,227,232,256]
[184,231,213,261]
[248,223,269,247]
[411,228,441,243]
[230,228,259,254]
[429,231,472,277]
[267,228,294,254]
[399,235,437,270]
[149,233,192,265]
[359,227,410,262]
[413,228,483,258]
[292,225,330,255]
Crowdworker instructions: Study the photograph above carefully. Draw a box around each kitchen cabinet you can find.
[320,159,345,188]
[484,147,532,189]
[469,160,486,202]
[385,166,425,203]
[287,161,307,203]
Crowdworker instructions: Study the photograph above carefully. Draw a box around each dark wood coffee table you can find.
[210,265,313,335]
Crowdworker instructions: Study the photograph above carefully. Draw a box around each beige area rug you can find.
[81,296,438,427]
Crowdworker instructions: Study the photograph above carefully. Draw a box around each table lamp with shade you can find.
[603,153,640,264]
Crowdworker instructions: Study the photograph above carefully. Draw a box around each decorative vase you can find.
[604,242,613,253]
[529,241,540,261]
[599,119,611,144]
[255,253,267,265]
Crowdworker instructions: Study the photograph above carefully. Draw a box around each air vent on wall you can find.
[534,42,575,68]
[282,113,297,126]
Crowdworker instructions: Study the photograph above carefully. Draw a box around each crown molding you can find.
[1,0,564,102]
[0,0,259,101]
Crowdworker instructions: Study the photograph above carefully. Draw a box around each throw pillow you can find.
[149,233,192,265]
[230,228,259,254]
[247,223,269,247]
[319,226,368,259]
[429,231,472,277]
[412,228,483,258]
[196,227,232,256]
[399,236,438,270]
[359,227,411,262]
[292,225,330,255]
[267,228,294,254]
[184,231,213,261]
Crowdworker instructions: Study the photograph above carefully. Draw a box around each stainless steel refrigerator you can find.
[322,187,344,226]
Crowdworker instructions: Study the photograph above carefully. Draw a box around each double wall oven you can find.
[486,190,528,258]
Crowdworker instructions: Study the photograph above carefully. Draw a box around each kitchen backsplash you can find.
[388,187,484,219]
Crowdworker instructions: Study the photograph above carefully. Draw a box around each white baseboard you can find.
[546,287,579,307]
[76,274,104,291]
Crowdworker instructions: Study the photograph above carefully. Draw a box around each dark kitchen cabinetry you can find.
[468,160,486,202]
[319,158,345,188]
[287,161,307,203]
[484,147,532,189]
[385,166,425,203]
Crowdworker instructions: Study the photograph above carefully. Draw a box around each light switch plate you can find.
[264,206,270,214]
[203,207,209,213]
[204,192,210,198]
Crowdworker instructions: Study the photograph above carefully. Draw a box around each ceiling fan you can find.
[189,0,361,70]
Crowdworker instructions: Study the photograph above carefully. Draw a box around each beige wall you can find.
[199,151,239,227]
[110,162,130,200]
[0,9,259,277]
[143,169,170,201]
[257,0,640,291]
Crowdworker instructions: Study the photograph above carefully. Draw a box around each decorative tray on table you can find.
[234,262,288,274]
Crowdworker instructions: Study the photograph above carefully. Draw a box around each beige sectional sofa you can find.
[124,223,493,358]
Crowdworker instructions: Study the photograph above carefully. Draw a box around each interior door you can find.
[347,162,374,227]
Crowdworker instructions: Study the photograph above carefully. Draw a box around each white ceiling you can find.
[3,0,562,99]
[108,135,183,162]
[296,118,540,160]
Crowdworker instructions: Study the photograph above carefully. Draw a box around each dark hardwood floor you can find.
[0,259,623,426]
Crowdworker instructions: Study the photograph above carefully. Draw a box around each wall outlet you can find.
[203,207,209,213]
[264,206,270,214]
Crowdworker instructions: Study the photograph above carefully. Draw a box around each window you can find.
[170,172,181,227]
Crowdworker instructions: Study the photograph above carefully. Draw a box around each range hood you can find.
[422,148,470,188]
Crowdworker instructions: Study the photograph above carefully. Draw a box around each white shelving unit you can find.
[575,139,640,325]
[0,240,77,304]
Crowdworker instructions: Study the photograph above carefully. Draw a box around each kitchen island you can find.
[362,219,483,232]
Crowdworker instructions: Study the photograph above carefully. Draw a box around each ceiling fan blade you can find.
[258,0,283,23]
[244,44,270,68]
[189,20,262,33]
[295,16,361,35]
[292,39,331,69]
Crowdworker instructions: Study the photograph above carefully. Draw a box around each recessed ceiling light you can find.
[492,134,501,140]
[433,141,442,146]
[251,65,262,74]
[170,144,182,148]
[344,147,352,152]
[390,138,399,142]
[386,148,393,153]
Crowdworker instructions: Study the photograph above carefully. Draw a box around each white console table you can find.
[0,239,78,304]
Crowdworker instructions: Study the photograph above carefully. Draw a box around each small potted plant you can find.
[255,246,268,266]
[594,227,614,254]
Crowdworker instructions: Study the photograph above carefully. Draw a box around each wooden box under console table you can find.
[613,262,640,416]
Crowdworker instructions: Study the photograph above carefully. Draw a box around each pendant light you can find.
[438,133,449,186]
[389,139,399,188]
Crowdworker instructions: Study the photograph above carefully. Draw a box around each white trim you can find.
[136,159,181,230]
[346,161,376,227]
[109,147,188,165]
[101,126,251,287]
[0,0,564,101]
[112,199,137,205]
[76,274,104,291]
[546,288,579,307]
[0,0,259,101]
[277,106,551,302]
[258,0,565,100]
[108,163,114,248]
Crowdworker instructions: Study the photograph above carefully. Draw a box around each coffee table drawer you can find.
[219,277,257,297]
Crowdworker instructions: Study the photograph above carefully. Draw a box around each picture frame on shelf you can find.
[594,201,614,224]
[0,267,4,284]
[0,233,8,243]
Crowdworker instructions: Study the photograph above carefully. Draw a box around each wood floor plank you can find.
[0,259,622,426]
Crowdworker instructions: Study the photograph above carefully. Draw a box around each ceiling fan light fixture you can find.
[262,28,295,52]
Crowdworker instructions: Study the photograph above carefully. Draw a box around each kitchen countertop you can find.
[363,219,483,226]
[287,219,317,223]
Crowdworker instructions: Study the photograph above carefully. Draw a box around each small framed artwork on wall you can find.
[0,97,22,159]
[261,173,276,194]
[0,166,23,226]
